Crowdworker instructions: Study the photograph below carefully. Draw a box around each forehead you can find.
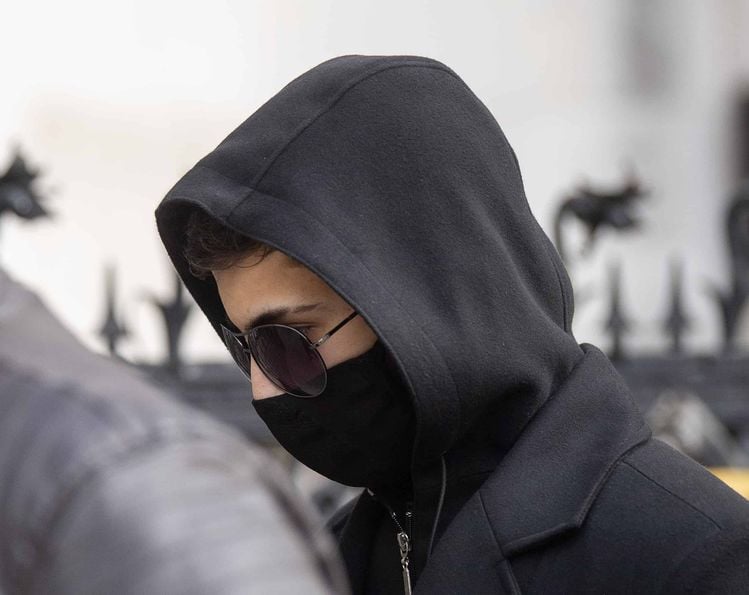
[212,249,336,319]
[214,250,319,293]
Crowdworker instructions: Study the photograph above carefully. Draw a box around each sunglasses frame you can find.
[220,309,359,397]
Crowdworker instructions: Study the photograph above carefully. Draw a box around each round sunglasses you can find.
[220,310,359,397]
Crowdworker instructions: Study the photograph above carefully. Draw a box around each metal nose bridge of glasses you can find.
[220,309,360,377]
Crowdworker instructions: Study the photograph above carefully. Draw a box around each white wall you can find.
[1,0,748,363]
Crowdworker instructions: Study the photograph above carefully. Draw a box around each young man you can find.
[156,54,749,594]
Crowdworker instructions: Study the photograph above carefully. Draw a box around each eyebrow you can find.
[242,302,326,333]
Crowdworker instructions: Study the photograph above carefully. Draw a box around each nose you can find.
[249,354,286,400]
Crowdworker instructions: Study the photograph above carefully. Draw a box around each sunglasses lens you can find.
[221,325,252,379]
[250,325,326,397]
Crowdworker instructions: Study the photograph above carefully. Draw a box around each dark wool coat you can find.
[328,343,749,594]
[156,54,749,594]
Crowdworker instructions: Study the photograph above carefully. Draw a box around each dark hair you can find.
[183,209,275,280]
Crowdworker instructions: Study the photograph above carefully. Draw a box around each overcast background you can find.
[2,0,749,364]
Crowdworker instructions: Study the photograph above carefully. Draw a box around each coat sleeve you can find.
[0,270,350,595]
[0,367,350,595]
[659,521,749,594]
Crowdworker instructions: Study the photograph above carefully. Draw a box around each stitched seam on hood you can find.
[227,187,463,458]
[434,75,572,334]
[540,235,571,333]
[226,61,461,218]
[160,185,463,457]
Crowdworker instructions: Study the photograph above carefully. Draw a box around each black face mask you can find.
[252,339,416,489]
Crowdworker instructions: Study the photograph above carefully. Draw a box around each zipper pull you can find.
[375,493,414,595]
[389,510,413,595]
[397,530,413,595]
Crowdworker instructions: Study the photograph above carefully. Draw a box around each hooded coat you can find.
[155,54,749,594]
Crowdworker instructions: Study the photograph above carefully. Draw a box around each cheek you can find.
[249,354,286,400]
[318,325,378,369]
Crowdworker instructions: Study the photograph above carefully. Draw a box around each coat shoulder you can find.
[620,438,749,594]
[658,517,749,594]
[509,438,749,594]
[621,437,749,529]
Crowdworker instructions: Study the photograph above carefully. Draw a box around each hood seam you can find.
[224,187,463,459]
[540,232,571,333]
[437,74,573,334]
[226,61,462,220]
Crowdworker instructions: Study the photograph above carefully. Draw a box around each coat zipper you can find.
[388,502,414,595]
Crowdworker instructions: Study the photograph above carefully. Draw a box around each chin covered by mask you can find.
[252,339,416,490]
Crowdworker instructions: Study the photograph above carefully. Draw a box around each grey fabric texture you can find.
[0,267,349,594]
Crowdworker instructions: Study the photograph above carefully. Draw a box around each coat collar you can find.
[337,343,651,592]
[415,343,651,592]
[476,342,651,556]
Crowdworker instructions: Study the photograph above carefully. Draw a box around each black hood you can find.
[155,53,585,570]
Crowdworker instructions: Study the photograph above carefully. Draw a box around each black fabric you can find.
[365,490,413,595]
[155,54,749,593]
[366,513,404,595]
[252,338,416,490]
